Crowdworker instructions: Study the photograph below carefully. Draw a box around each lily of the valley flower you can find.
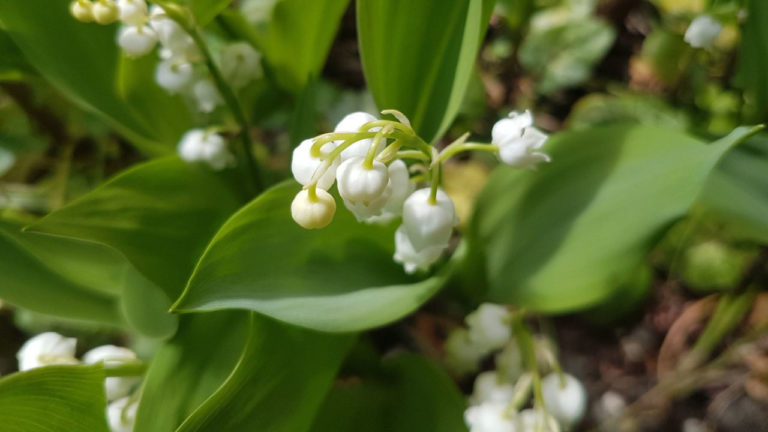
[466,303,513,353]
[471,371,517,406]
[394,188,456,273]
[70,0,95,22]
[92,0,120,24]
[393,225,447,274]
[220,42,262,89]
[107,397,138,432]
[17,332,78,371]
[541,373,587,429]
[117,25,158,57]
[684,15,723,49]
[518,408,561,432]
[364,160,414,224]
[291,188,336,229]
[464,402,516,432]
[149,5,196,58]
[333,112,381,161]
[83,345,139,402]
[336,157,390,212]
[192,79,222,113]
[444,328,484,375]
[492,110,550,169]
[117,0,148,26]
[291,138,339,190]
[155,58,194,93]
[177,129,233,170]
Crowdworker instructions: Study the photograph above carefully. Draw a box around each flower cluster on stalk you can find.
[290,110,550,274]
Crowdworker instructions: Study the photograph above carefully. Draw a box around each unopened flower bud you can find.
[117,25,157,57]
[17,332,78,371]
[155,58,194,93]
[541,373,587,428]
[92,0,120,24]
[291,139,339,190]
[291,189,336,229]
[83,345,138,401]
[70,0,94,22]
[117,0,148,25]
[466,303,512,353]
[336,157,390,205]
[107,397,138,432]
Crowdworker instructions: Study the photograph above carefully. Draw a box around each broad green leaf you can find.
[0,29,33,80]
[357,0,493,142]
[121,269,180,339]
[135,312,248,432]
[173,181,449,332]
[469,125,762,312]
[178,314,353,431]
[309,354,466,432]
[567,91,690,130]
[29,157,243,300]
[0,218,124,325]
[734,0,768,122]
[0,365,109,432]
[189,0,234,26]
[0,0,191,154]
[697,133,768,243]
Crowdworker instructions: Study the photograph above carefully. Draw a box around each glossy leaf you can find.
[29,157,244,300]
[178,314,353,431]
[309,354,466,432]
[735,0,768,122]
[0,365,109,432]
[469,125,761,312]
[135,312,249,432]
[357,0,493,142]
[121,269,180,339]
[173,181,449,332]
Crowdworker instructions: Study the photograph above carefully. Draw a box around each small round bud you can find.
[291,189,336,229]
[155,58,194,93]
[107,397,138,432]
[83,345,138,401]
[70,0,94,22]
[17,332,78,371]
[117,25,157,57]
[336,157,389,205]
[92,0,120,24]
[117,0,148,25]
[541,373,587,428]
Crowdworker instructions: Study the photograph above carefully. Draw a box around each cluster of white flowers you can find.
[17,332,141,432]
[684,15,723,49]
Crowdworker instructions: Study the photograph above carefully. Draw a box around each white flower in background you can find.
[177,129,233,169]
[155,58,194,93]
[684,15,723,49]
[149,5,196,57]
[336,157,390,209]
[491,111,550,169]
[17,332,78,371]
[401,188,456,251]
[117,0,147,25]
[192,79,222,113]
[466,303,512,353]
[393,225,447,273]
[471,371,517,406]
[92,0,120,24]
[593,391,626,427]
[220,42,262,89]
[240,0,279,26]
[291,188,336,229]
[83,345,139,401]
[333,112,381,161]
[291,138,340,190]
[444,328,483,374]
[107,397,138,432]
[465,402,516,432]
[70,0,94,22]
[495,342,524,381]
[541,373,587,429]
[117,25,158,58]
[365,160,414,224]
[517,408,561,432]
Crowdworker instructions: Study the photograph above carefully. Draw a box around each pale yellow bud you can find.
[70,0,94,22]
[92,0,119,24]
[291,189,336,229]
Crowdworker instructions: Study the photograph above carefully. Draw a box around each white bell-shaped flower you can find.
[17,332,78,371]
[117,0,147,25]
[495,342,524,381]
[466,303,512,353]
[177,129,233,170]
[220,42,262,89]
[192,79,222,113]
[541,373,587,429]
[401,188,456,252]
[684,15,723,49]
[93,0,120,24]
[117,25,157,58]
[333,112,382,161]
[70,0,94,22]
[291,138,339,190]
[465,402,516,432]
[444,328,483,375]
[336,157,390,206]
[471,371,517,406]
[155,58,194,93]
[364,160,414,224]
[393,225,447,274]
[517,409,561,432]
[83,345,139,402]
[291,188,336,229]
[343,186,391,222]
[107,397,138,432]
[149,5,196,57]
[492,111,550,169]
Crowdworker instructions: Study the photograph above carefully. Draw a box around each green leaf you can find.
[357,0,493,142]
[520,17,616,94]
[173,181,448,332]
[697,133,768,243]
[309,354,466,432]
[0,0,191,154]
[121,269,180,339]
[135,312,249,432]
[177,314,353,431]
[735,0,768,122]
[189,0,234,26]
[29,157,244,300]
[468,125,762,312]
[0,365,109,432]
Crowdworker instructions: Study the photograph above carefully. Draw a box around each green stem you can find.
[375,139,404,163]
[428,160,441,205]
[363,130,385,169]
[438,142,499,163]
[512,315,545,409]
[394,150,430,161]
[310,132,378,157]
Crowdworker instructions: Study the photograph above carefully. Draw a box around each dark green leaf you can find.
[735,0,768,122]
[178,314,353,431]
[469,125,761,312]
[173,181,449,332]
[357,0,493,142]
[0,365,109,432]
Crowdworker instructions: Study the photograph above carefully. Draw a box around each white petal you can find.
[466,303,512,352]
[107,397,138,432]
[401,188,456,251]
[492,110,533,146]
[291,139,339,190]
[541,373,587,428]
[393,225,447,273]
[17,332,77,371]
[336,157,389,204]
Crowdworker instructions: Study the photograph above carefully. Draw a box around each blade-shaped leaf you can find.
[357,0,493,142]
[469,125,762,312]
[0,365,109,432]
[177,314,353,431]
[172,181,449,332]
[734,0,768,122]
